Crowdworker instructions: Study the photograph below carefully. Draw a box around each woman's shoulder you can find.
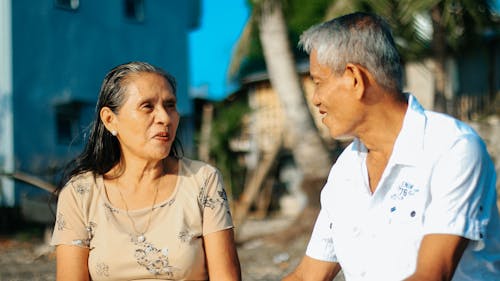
[180,157,219,177]
[60,171,100,196]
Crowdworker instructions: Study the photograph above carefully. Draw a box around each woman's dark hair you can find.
[56,61,183,193]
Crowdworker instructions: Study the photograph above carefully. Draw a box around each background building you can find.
[0,0,200,208]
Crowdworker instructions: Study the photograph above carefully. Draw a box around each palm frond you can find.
[227,14,255,80]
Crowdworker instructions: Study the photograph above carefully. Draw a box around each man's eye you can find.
[142,103,154,109]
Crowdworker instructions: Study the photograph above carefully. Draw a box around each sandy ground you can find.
[0,237,55,281]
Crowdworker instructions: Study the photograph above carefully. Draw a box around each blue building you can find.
[0,0,200,208]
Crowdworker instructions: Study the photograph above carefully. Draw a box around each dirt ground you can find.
[0,207,345,281]
[0,232,56,281]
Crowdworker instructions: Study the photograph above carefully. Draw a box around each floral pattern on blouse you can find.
[132,236,178,276]
[72,176,91,195]
[56,212,66,231]
[71,221,96,248]
[198,172,229,211]
[95,262,110,277]
[178,230,195,243]
[156,198,176,209]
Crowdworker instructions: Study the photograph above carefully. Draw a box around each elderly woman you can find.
[51,62,241,281]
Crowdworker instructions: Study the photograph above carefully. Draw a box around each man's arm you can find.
[404,234,469,281]
[282,256,341,281]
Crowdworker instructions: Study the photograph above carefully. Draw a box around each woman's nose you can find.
[156,106,170,124]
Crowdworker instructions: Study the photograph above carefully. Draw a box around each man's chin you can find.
[331,132,355,142]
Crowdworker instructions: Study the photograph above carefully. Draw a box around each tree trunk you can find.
[431,4,449,113]
[257,0,331,179]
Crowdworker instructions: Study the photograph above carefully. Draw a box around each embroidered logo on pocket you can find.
[390,181,419,200]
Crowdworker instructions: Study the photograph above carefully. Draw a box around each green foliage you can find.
[238,0,335,77]
[209,97,250,197]
[328,0,499,60]
[285,0,335,42]
[235,0,499,78]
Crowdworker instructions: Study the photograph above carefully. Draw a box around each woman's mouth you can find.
[154,131,170,141]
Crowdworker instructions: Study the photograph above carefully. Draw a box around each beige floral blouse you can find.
[51,158,234,280]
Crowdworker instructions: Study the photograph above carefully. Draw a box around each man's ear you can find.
[100,107,116,132]
[344,63,367,100]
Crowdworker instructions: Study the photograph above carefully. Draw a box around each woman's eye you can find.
[165,102,176,109]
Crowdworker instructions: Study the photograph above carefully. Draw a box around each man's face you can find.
[309,49,363,139]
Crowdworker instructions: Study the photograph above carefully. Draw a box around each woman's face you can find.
[105,72,179,162]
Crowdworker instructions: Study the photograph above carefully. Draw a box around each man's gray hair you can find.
[299,12,403,92]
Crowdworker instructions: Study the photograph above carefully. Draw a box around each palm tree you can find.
[230,0,333,180]
[253,0,332,179]
[228,0,333,227]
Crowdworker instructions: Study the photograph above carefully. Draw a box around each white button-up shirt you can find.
[306,95,500,281]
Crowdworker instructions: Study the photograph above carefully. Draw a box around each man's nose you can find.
[312,91,321,107]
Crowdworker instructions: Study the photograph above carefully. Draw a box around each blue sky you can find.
[189,0,249,101]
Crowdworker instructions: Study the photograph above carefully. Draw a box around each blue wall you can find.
[9,0,199,204]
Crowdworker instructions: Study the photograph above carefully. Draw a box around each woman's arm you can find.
[56,245,90,281]
[204,228,241,281]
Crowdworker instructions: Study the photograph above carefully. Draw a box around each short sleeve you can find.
[199,168,234,235]
[50,176,92,248]
[424,134,497,241]
[306,208,338,262]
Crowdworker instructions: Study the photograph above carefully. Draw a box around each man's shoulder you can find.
[423,111,484,150]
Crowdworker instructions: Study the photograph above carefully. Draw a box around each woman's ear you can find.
[100,107,116,132]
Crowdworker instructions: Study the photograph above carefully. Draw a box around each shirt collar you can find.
[351,94,427,166]
[390,94,427,166]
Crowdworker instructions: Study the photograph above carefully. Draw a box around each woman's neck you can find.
[106,157,178,191]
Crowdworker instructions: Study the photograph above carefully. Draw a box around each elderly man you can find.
[283,12,500,281]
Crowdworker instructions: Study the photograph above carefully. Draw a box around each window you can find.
[55,101,92,145]
[54,0,80,10]
[124,0,145,22]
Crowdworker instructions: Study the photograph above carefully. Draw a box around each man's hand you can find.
[282,256,341,281]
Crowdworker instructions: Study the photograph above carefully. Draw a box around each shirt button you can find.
[353,227,361,237]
